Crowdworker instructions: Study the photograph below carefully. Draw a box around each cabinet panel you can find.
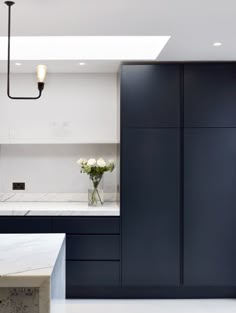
[184,63,236,127]
[0,217,51,233]
[184,128,236,285]
[52,217,120,234]
[67,261,120,287]
[67,235,120,260]
[121,64,180,127]
[121,129,180,286]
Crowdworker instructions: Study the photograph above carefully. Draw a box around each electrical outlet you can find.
[12,182,25,190]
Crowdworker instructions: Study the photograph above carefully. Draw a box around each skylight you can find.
[0,36,170,61]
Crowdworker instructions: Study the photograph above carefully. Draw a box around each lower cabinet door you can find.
[121,129,180,286]
[66,235,120,260]
[67,261,120,287]
[184,128,236,286]
[52,217,120,234]
[0,217,51,233]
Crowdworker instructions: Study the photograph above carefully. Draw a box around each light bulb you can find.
[36,65,47,83]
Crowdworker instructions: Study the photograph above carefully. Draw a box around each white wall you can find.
[0,73,118,143]
[0,144,118,194]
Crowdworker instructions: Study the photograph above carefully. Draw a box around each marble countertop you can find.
[0,234,65,277]
[0,234,66,313]
[0,201,120,216]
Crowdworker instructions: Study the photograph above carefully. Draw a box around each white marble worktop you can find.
[0,192,117,202]
[0,201,120,216]
[0,234,65,313]
[0,234,65,277]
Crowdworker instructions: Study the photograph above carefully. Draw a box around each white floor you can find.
[52,299,236,313]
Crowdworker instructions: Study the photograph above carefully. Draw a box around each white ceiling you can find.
[0,0,235,73]
[0,60,121,73]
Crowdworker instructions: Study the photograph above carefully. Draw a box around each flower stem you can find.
[96,188,103,204]
[89,175,103,206]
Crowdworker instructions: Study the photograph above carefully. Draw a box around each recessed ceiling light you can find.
[15,62,22,66]
[213,42,222,47]
[79,62,86,66]
[0,36,170,61]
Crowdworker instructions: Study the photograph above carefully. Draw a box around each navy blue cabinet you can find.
[184,63,236,127]
[67,261,120,287]
[67,235,120,260]
[121,128,180,286]
[52,217,120,234]
[0,217,51,233]
[121,64,180,128]
[121,64,181,287]
[184,128,236,286]
[52,217,121,297]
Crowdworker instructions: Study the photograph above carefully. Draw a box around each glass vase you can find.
[88,175,104,206]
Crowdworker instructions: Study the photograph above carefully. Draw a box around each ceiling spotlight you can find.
[79,62,86,66]
[213,42,222,47]
[15,62,22,66]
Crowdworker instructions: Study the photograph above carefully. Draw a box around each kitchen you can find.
[0,1,236,313]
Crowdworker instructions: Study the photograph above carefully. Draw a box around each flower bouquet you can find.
[77,158,115,206]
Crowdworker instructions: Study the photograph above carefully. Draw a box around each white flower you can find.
[77,158,87,165]
[108,159,114,165]
[87,158,96,166]
[97,158,106,167]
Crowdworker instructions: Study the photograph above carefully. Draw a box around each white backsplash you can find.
[0,144,119,201]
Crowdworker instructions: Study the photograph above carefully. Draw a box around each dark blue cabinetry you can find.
[184,128,236,286]
[121,62,236,296]
[184,63,236,127]
[121,64,181,287]
[183,63,236,287]
[52,217,121,297]
[67,235,120,260]
[67,261,120,287]
[52,217,120,234]
[121,64,180,127]
[121,129,180,286]
[0,217,51,233]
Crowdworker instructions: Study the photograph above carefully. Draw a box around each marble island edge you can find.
[0,234,65,313]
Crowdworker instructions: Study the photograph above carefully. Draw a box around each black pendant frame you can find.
[5,1,44,100]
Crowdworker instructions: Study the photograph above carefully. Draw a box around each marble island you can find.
[0,234,65,313]
[0,201,119,216]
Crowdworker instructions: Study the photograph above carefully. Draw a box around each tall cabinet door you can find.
[121,129,180,286]
[121,64,180,128]
[184,128,236,286]
[184,63,236,127]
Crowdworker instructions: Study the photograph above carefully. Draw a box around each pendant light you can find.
[5,1,47,100]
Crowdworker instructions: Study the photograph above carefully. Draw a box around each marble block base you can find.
[0,234,65,313]
[0,287,39,313]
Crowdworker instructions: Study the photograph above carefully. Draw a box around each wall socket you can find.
[12,182,25,191]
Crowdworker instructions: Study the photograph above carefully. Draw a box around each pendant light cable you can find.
[5,1,46,100]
